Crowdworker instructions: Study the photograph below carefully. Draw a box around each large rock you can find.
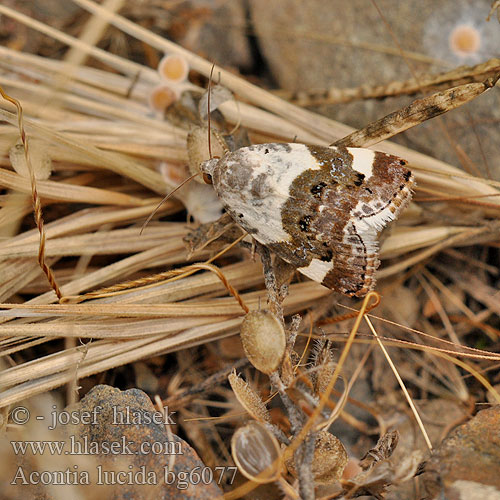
[249,0,500,177]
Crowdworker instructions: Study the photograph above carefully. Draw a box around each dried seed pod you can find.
[240,311,286,375]
[286,431,348,485]
[231,421,281,484]
[228,371,271,423]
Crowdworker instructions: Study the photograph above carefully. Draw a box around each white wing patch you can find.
[243,144,321,199]
[298,258,334,283]
[347,148,375,179]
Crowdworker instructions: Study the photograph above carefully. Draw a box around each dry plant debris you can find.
[0,1,499,499]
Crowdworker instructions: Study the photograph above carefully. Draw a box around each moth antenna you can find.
[140,171,200,235]
[213,128,230,155]
[228,96,242,136]
[207,63,216,160]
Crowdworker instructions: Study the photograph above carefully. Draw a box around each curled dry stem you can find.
[0,85,62,300]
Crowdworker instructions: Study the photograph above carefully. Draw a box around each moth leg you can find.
[255,243,284,324]
[274,258,295,303]
[183,213,242,257]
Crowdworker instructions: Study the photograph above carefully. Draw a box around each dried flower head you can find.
[149,85,178,113]
[423,4,500,64]
[149,53,191,113]
[158,54,189,83]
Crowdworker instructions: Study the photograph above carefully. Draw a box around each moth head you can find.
[200,157,219,184]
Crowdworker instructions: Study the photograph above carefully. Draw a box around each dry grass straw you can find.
[0,0,499,417]
[276,58,500,105]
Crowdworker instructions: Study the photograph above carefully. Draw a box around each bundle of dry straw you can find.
[0,0,499,411]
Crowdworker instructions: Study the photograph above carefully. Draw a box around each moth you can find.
[199,143,414,297]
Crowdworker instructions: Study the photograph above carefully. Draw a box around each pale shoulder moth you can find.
[200,142,414,297]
